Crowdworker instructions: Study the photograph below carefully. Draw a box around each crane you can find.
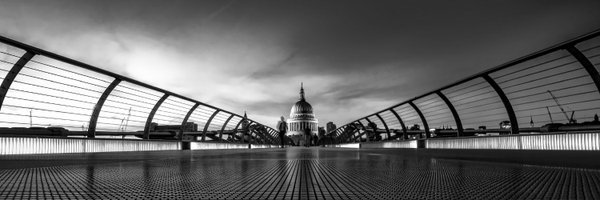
[546,106,553,123]
[547,90,575,124]
[124,107,131,132]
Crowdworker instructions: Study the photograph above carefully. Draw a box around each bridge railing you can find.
[332,28,600,144]
[0,35,280,145]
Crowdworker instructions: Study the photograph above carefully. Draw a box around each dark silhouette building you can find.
[326,122,336,134]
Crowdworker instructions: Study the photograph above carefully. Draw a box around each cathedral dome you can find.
[286,83,318,139]
[291,100,313,115]
[289,83,315,120]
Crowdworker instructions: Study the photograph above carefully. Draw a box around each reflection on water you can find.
[86,165,95,199]
[1,148,600,199]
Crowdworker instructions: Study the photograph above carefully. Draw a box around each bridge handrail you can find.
[332,28,600,144]
[0,35,280,145]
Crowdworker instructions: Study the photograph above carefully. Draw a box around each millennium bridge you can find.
[0,29,600,199]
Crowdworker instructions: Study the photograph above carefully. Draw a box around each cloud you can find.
[1,0,600,130]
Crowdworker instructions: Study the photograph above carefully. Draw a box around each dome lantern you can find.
[300,82,305,101]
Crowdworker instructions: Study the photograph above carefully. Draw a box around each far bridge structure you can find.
[329,29,600,151]
[0,34,287,151]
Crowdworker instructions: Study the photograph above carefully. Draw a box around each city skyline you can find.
[1,0,600,128]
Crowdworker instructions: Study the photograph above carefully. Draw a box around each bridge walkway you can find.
[1,148,599,199]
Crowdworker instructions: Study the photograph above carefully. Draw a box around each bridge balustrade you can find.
[0,35,279,145]
[331,29,600,147]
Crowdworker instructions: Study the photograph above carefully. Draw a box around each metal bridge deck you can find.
[1,148,599,199]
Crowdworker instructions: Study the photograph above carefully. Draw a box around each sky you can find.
[0,0,599,129]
